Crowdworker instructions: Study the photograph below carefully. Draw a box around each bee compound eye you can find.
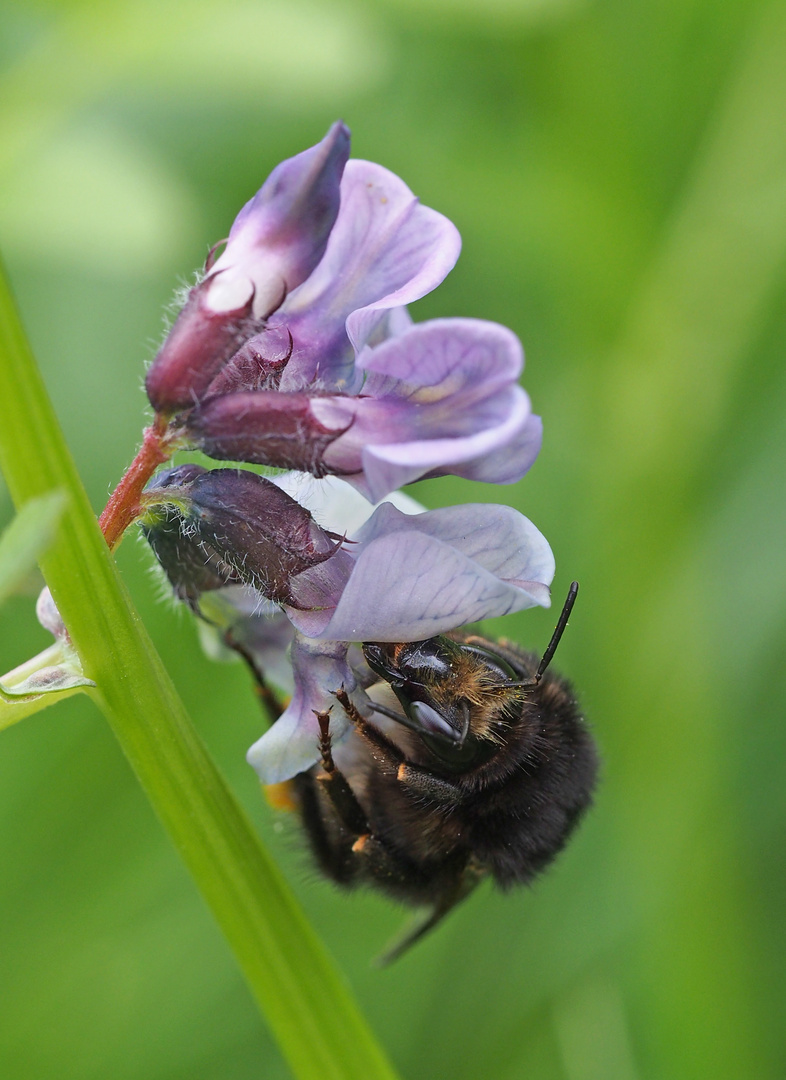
[406,700,461,744]
[399,640,455,682]
[460,643,520,682]
[362,643,385,666]
[362,642,398,682]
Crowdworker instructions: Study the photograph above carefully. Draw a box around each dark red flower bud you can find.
[142,465,345,607]
[185,391,348,475]
[145,281,259,413]
[140,465,241,604]
[201,325,294,397]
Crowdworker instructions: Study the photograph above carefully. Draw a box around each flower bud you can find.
[185,390,344,474]
[144,281,258,415]
[142,463,247,606]
[145,122,350,413]
[143,465,348,608]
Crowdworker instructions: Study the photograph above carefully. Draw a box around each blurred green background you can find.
[1,0,784,1076]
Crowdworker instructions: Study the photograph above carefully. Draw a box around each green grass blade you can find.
[0,489,66,605]
[0,257,399,1080]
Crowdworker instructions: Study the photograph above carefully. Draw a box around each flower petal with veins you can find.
[286,501,553,640]
[246,634,357,784]
[272,159,461,391]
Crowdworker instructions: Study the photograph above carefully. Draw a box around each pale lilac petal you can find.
[269,474,423,534]
[373,305,413,342]
[342,168,462,354]
[448,412,543,485]
[354,502,555,593]
[273,160,461,390]
[210,121,350,319]
[293,503,553,642]
[304,318,534,500]
[352,389,530,501]
[286,545,355,618]
[246,634,356,783]
[358,316,523,387]
[36,586,67,641]
[314,533,546,642]
[358,397,537,494]
[271,479,422,637]
[310,388,528,502]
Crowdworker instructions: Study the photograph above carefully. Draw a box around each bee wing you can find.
[374,869,483,966]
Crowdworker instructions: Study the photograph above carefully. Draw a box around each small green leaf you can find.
[0,663,95,700]
[0,683,85,733]
[0,489,66,605]
[0,644,90,732]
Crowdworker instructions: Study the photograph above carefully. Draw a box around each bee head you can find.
[362,638,522,768]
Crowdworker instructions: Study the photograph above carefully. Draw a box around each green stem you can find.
[0,257,399,1080]
[98,414,174,549]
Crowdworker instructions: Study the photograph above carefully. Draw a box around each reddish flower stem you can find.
[99,415,173,550]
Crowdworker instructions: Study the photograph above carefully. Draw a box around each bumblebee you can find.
[291,582,598,962]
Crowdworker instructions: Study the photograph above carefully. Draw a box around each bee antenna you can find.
[534,580,578,682]
[501,581,579,689]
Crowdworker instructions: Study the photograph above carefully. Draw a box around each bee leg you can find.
[313,709,370,837]
[293,771,355,884]
[348,833,429,888]
[334,688,465,807]
[395,765,466,806]
[333,686,405,771]
[313,710,438,891]
[376,870,482,966]
[222,629,285,723]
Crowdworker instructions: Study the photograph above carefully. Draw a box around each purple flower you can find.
[143,125,541,501]
[141,469,554,781]
[145,122,460,413]
[196,156,461,400]
[187,317,542,502]
[264,158,461,393]
[146,122,351,412]
[249,479,554,782]
[138,127,555,790]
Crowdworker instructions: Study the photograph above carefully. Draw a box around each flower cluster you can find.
[146,122,541,501]
[140,123,554,782]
